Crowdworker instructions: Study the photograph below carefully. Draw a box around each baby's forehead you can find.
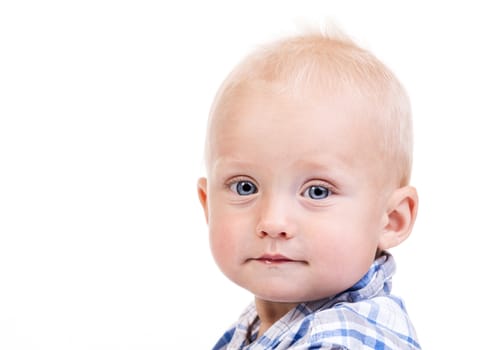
[207,84,393,189]
[210,78,380,130]
[210,80,381,150]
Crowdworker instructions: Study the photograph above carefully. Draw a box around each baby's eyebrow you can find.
[211,156,351,179]
[291,156,351,172]
[212,157,255,171]
[209,158,249,179]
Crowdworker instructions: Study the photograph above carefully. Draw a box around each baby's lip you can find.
[252,254,306,264]
[257,254,293,262]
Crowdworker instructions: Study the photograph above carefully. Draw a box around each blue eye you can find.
[232,181,257,196]
[304,185,330,200]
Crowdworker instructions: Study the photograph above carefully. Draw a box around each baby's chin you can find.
[232,274,344,304]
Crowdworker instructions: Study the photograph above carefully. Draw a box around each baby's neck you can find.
[254,298,298,337]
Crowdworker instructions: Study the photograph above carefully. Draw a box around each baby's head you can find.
[198,30,418,303]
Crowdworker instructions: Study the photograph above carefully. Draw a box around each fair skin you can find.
[198,82,418,337]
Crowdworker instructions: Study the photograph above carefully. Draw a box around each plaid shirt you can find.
[212,253,420,350]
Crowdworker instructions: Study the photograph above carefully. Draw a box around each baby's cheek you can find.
[209,223,238,263]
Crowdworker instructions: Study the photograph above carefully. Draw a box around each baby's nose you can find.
[255,196,296,239]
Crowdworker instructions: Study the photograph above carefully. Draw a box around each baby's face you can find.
[199,83,392,303]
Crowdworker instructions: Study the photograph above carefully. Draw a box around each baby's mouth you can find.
[252,254,306,265]
[258,254,292,264]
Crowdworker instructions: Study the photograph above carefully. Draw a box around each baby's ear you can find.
[197,177,209,223]
[378,186,418,250]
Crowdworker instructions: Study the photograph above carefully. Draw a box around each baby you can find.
[197,29,420,349]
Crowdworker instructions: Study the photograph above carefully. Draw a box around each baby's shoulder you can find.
[293,297,419,349]
[323,297,406,324]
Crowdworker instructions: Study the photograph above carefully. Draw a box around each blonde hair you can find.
[208,30,413,186]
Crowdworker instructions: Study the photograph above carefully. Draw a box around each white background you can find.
[1,1,476,349]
